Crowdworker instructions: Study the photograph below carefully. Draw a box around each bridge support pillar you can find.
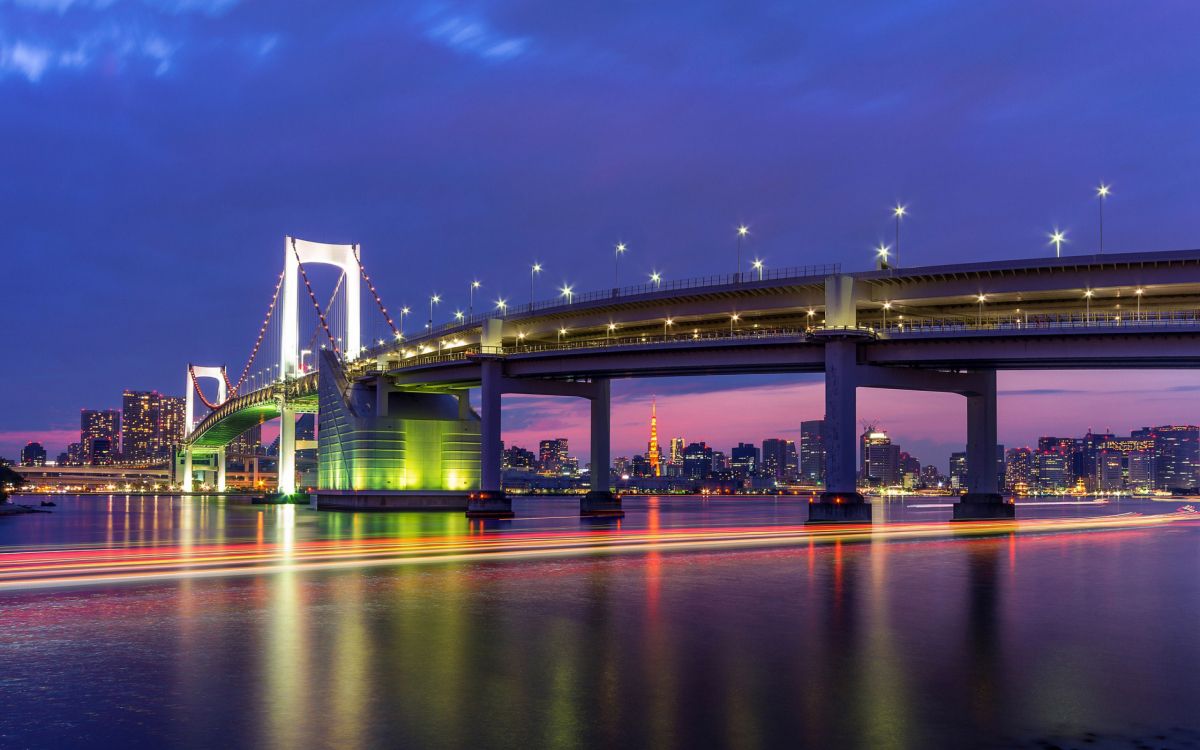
[810,339,871,523]
[955,370,1013,521]
[216,447,227,493]
[278,407,297,495]
[182,448,194,493]
[582,378,622,517]
[468,358,513,518]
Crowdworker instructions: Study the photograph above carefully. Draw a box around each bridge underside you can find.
[188,397,318,453]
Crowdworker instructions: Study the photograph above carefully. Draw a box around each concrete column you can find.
[183,448,194,492]
[216,447,227,493]
[590,380,611,493]
[467,358,513,518]
[956,370,1013,520]
[278,407,297,494]
[824,275,857,328]
[810,339,870,523]
[582,378,622,516]
[479,360,502,492]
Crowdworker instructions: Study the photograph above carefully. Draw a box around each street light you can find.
[1048,229,1067,258]
[559,284,574,304]
[429,294,440,330]
[752,258,764,281]
[557,327,567,343]
[1135,287,1144,320]
[976,294,987,326]
[892,204,907,266]
[454,310,464,323]
[469,280,481,316]
[399,306,410,338]
[607,322,617,340]
[614,242,626,288]
[730,313,740,334]
[1084,289,1094,323]
[495,298,508,316]
[650,271,662,289]
[876,243,891,270]
[530,263,542,307]
[664,317,674,337]
[1096,183,1111,253]
[882,301,892,329]
[736,225,749,282]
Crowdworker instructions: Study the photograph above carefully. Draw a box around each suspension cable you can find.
[353,243,400,337]
[292,237,343,359]
[232,269,285,394]
[305,272,345,356]
[188,365,223,410]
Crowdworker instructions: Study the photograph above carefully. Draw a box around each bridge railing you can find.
[501,327,808,355]
[877,308,1200,336]
[451,262,841,328]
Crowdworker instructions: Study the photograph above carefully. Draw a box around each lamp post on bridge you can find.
[429,294,440,331]
[730,313,740,335]
[614,243,626,289]
[1084,289,1094,324]
[1136,288,1144,321]
[1048,229,1067,258]
[664,317,673,338]
[650,271,662,289]
[1096,183,1111,253]
[469,281,480,317]
[736,225,749,283]
[531,263,542,308]
[876,243,891,270]
[399,306,410,339]
[752,259,764,281]
[496,298,508,316]
[892,204,907,267]
[882,301,892,329]
[560,284,574,304]
[976,294,987,327]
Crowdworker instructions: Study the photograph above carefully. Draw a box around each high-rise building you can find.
[800,419,826,485]
[1035,449,1072,491]
[1095,450,1125,491]
[122,391,162,461]
[1144,425,1200,490]
[1005,447,1033,493]
[762,438,793,482]
[682,442,713,479]
[65,442,83,466]
[949,445,1006,491]
[730,442,759,478]
[630,454,650,477]
[669,437,685,466]
[860,427,900,486]
[158,396,186,455]
[538,438,569,475]
[81,409,121,464]
[20,442,46,467]
[646,399,662,477]
[503,445,536,471]
[1127,450,1155,491]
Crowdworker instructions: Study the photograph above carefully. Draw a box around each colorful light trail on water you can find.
[0,511,1193,591]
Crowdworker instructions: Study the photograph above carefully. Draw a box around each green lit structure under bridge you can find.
[315,350,482,510]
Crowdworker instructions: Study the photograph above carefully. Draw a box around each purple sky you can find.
[3,1,1200,469]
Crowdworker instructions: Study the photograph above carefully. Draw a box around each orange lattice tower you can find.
[647,397,662,477]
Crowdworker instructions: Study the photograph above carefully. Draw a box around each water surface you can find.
[1,495,1197,749]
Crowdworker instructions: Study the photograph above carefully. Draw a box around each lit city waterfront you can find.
[8,1,1200,747]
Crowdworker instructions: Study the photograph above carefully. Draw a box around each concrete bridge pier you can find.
[182,447,194,492]
[809,338,871,523]
[467,358,513,518]
[278,407,297,495]
[581,378,623,517]
[954,370,1014,521]
[216,447,227,493]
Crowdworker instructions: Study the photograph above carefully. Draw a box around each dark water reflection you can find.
[1,495,1198,749]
